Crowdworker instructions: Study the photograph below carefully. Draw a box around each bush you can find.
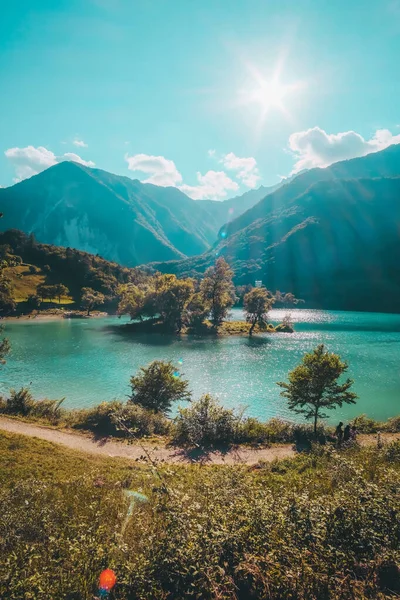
[385,416,400,433]
[384,440,400,463]
[0,388,65,422]
[4,387,35,416]
[73,401,171,438]
[30,398,65,422]
[28,264,39,274]
[353,413,382,433]
[173,394,240,447]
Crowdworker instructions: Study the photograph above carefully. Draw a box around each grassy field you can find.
[5,264,74,304]
[1,429,400,599]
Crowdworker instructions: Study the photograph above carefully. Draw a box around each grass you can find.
[1,430,400,598]
[5,264,74,304]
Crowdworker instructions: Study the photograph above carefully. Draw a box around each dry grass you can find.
[5,264,74,304]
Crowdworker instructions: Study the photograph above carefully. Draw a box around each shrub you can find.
[385,416,400,433]
[173,394,240,447]
[4,387,35,416]
[73,401,171,438]
[30,398,65,422]
[384,440,400,463]
[353,413,382,433]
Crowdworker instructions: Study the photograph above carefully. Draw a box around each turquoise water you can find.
[1,309,399,422]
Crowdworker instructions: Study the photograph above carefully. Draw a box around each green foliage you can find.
[0,324,10,365]
[130,360,191,414]
[155,274,194,332]
[73,400,171,437]
[244,287,274,335]
[0,229,136,302]
[81,287,105,315]
[278,344,357,434]
[117,283,147,320]
[2,432,400,599]
[173,394,241,446]
[4,387,35,416]
[200,257,236,327]
[26,293,41,309]
[186,291,210,330]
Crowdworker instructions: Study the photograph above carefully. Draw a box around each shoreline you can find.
[3,310,110,322]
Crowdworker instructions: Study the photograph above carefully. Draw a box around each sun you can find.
[248,78,288,111]
[236,61,304,125]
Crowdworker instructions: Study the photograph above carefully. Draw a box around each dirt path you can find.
[0,417,398,465]
[0,417,295,465]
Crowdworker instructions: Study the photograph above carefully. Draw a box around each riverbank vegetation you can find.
[0,350,398,448]
[1,428,400,598]
[1,229,298,336]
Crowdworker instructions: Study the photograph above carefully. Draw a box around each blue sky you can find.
[1,0,399,198]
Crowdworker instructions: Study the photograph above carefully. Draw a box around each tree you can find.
[129,360,191,414]
[54,283,69,304]
[81,287,105,315]
[274,291,304,308]
[37,284,57,303]
[156,275,194,332]
[186,292,210,330]
[26,294,41,310]
[200,258,236,328]
[0,259,16,315]
[244,287,274,335]
[277,344,357,435]
[118,284,147,320]
[0,324,10,365]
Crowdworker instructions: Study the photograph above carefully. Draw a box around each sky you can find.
[1,0,400,199]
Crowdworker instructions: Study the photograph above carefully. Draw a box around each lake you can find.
[1,309,400,422]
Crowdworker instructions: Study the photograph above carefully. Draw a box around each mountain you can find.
[220,143,400,240]
[0,162,280,266]
[0,162,217,266]
[197,181,284,230]
[152,145,400,312]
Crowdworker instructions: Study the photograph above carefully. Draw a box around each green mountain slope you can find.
[153,174,400,312]
[0,162,275,266]
[221,143,400,240]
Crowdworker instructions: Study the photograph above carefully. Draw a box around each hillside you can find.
[0,229,140,309]
[221,143,400,239]
[0,162,271,266]
[153,174,400,312]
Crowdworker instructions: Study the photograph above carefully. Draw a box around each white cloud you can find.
[125,153,183,187]
[179,170,239,200]
[289,127,400,173]
[5,145,95,182]
[208,149,216,157]
[220,152,261,188]
[73,139,88,148]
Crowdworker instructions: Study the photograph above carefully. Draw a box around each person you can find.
[335,422,343,446]
[343,424,351,442]
[350,424,357,442]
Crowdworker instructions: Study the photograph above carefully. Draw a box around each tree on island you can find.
[244,287,274,335]
[129,360,191,414]
[277,344,357,435]
[81,287,105,316]
[156,275,194,332]
[118,284,147,321]
[200,257,236,328]
[186,292,210,331]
